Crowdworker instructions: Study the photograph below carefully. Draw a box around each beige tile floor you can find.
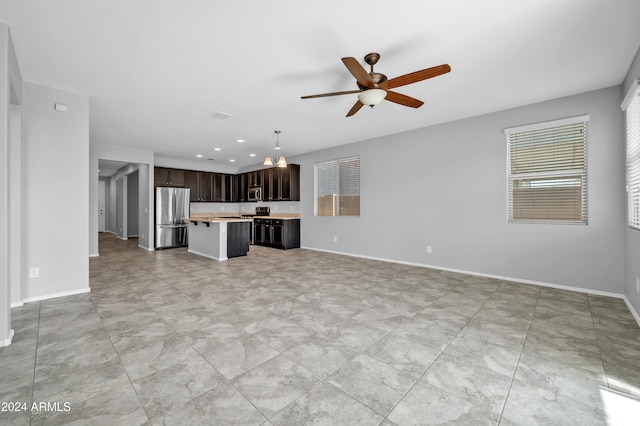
[2,233,640,425]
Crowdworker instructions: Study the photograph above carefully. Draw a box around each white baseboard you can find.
[89,253,99,258]
[302,246,626,300]
[1,329,15,347]
[187,249,227,261]
[117,235,128,241]
[623,296,640,326]
[22,287,91,304]
[10,301,24,308]
[138,244,154,251]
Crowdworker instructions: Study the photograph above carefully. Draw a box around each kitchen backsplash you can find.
[190,201,301,214]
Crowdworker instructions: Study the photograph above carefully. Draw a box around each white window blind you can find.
[622,80,640,230]
[316,156,360,217]
[505,115,589,224]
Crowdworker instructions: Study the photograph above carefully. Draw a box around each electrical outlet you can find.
[29,267,39,278]
[333,236,338,242]
[427,245,432,253]
[636,278,639,293]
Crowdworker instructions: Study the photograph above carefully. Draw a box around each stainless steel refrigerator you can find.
[155,187,190,249]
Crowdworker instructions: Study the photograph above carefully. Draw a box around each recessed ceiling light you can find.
[237,139,245,143]
[214,147,221,151]
[249,153,256,157]
[196,154,203,158]
[229,159,236,162]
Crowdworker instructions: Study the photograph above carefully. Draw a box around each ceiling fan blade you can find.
[342,57,375,89]
[346,101,364,117]
[301,89,362,99]
[386,64,451,89]
[385,91,424,108]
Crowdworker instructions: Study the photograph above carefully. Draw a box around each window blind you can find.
[316,156,360,217]
[506,116,588,224]
[623,80,640,230]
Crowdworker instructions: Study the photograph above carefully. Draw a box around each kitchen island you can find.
[187,217,252,261]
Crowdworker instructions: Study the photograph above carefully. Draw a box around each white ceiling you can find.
[2,0,640,169]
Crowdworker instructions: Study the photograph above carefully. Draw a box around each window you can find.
[622,80,640,230]
[315,156,360,216]
[505,115,589,224]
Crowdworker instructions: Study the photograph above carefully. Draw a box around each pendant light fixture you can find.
[264,130,287,167]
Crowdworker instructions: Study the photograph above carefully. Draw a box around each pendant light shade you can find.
[264,130,287,167]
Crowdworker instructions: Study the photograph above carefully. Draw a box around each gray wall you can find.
[291,86,626,295]
[127,171,139,236]
[116,176,126,239]
[0,23,22,345]
[22,82,89,301]
[623,46,640,317]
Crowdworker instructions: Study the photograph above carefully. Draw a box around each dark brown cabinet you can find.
[247,170,263,188]
[154,165,298,203]
[211,173,235,202]
[253,218,300,249]
[227,222,250,257]
[263,164,300,201]
[236,174,247,202]
[154,167,185,187]
[185,171,213,202]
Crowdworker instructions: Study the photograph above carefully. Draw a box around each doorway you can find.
[98,180,105,232]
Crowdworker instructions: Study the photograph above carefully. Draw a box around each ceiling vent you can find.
[213,111,232,119]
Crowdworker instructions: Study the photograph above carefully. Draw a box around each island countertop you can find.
[188,216,253,224]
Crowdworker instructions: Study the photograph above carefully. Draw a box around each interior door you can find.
[98,180,106,232]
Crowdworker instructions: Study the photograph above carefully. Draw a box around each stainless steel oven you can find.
[243,206,270,244]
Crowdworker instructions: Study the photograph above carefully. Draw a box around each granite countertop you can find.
[190,212,301,222]
[188,216,253,223]
[254,215,300,220]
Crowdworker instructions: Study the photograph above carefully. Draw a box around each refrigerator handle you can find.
[172,192,177,224]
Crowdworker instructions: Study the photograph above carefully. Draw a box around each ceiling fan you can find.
[301,52,451,117]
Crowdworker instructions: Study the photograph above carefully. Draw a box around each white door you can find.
[98,180,106,232]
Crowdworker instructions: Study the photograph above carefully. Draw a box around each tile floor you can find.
[2,233,640,425]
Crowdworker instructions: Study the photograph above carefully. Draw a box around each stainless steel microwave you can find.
[248,186,262,201]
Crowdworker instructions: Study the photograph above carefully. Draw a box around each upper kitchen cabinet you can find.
[185,170,213,202]
[237,173,247,202]
[154,167,185,187]
[247,170,263,188]
[212,173,235,202]
[280,164,300,201]
[263,164,300,201]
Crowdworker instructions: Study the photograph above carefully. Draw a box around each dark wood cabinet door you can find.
[184,171,200,201]
[238,173,247,202]
[213,173,224,202]
[154,167,170,185]
[288,164,300,201]
[199,172,213,201]
[248,170,263,188]
[263,168,274,200]
[223,174,233,202]
[169,169,185,186]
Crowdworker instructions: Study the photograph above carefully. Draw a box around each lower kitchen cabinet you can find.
[227,222,250,258]
[253,218,300,250]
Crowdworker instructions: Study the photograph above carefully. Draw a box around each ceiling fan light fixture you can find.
[263,157,274,166]
[357,88,387,107]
